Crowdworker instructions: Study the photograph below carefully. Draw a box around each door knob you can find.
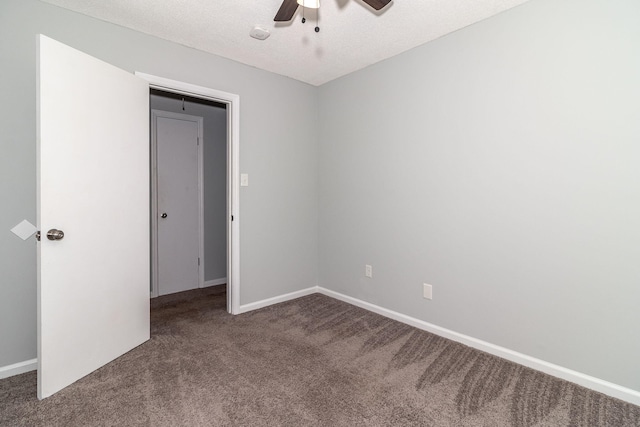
[161,213,168,219]
[47,229,65,241]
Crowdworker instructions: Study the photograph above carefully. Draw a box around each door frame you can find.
[137,73,240,315]
[150,110,204,297]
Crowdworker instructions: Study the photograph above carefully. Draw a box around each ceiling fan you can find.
[274,0,392,22]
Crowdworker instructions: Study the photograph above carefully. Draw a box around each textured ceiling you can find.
[40,0,530,86]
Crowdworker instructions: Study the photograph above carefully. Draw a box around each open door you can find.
[36,35,150,399]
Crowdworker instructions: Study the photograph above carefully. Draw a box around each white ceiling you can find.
[40,0,530,86]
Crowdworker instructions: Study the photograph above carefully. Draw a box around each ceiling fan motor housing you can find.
[275,0,391,22]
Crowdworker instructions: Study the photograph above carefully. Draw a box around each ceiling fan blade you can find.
[274,0,299,21]
[361,0,392,11]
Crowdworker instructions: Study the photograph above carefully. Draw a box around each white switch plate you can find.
[240,173,249,187]
[423,283,433,300]
[365,264,373,278]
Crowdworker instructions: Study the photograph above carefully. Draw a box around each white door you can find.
[37,35,150,399]
[152,111,203,296]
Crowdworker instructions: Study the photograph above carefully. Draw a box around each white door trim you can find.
[150,110,204,297]
[137,73,240,315]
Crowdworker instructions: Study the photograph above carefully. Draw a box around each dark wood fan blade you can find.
[361,0,392,11]
[274,0,299,21]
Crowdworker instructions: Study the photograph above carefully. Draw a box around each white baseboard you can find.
[0,358,37,380]
[317,287,640,407]
[203,277,227,288]
[7,288,637,406]
[237,286,317,314]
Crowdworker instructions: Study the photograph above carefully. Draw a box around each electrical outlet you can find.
[365,264,373,278]
[423,283,433,300]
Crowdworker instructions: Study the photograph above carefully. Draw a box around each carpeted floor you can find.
[1,286,639,426]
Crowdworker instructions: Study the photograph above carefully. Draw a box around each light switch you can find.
[423,283,433,300]
[241,174,249,187]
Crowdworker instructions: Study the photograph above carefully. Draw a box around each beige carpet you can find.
[1,286,639,426]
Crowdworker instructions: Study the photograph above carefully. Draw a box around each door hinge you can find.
[197,137,200,145]
[231,215,234,221]
[198,257,200,266]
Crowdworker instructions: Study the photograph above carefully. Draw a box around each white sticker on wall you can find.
[10,220,37,240]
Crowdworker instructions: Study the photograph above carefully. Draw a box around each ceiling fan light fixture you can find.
[297,0,320,9]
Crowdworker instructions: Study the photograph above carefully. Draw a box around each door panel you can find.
[37,35,150,399]
[153,111,202,296]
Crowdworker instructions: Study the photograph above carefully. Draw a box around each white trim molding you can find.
[6,287,640,406]
[203,278,227,287]
[317,287,640,407]
[0,359,37,380]
[237,287,317,314]
[136,72,240,315]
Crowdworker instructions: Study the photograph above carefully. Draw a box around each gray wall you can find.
[318,0,640,390]
[149,93,228,282]
[0,0,318,368]
[2,0,639,396]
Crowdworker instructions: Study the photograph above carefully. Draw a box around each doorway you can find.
[150,92,229,299]
[138,72,241,315]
